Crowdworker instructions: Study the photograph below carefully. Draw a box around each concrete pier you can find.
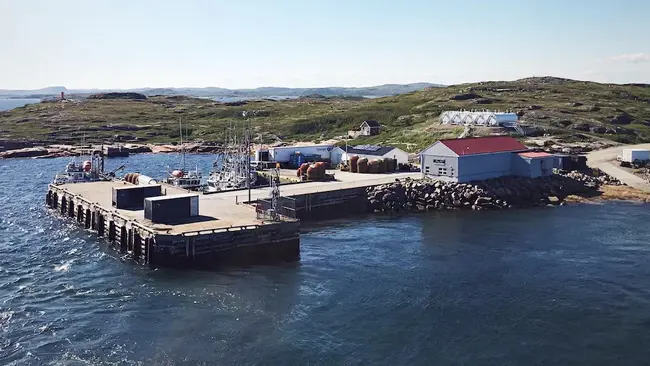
[46,181,300,268]
[46,171,420,268]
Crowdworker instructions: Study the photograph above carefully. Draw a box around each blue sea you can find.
[1,154,650,365]
[0,98,41,111]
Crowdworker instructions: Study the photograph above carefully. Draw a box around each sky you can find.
[1,0,649,89]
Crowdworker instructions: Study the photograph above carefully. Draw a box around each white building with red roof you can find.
[420,136,554,182]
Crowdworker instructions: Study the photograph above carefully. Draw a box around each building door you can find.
[541,158,552,176]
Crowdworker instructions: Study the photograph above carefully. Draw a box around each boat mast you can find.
[179,117,185,171]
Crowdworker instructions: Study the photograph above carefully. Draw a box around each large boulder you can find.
[610,112,633,125]
[572,123,592,132]
[590,126,607,134]
[450,92,481,101]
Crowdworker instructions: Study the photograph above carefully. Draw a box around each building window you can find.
[438,167,447,175]
[433,159,445,165]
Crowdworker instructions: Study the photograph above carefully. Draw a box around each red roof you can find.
[518,151,553,158]
[440,136,528,156]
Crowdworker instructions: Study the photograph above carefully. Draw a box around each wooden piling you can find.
[46,183,300,268]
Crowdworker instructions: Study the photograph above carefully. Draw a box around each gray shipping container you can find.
[144,193,199,224]
[112,184,162,209]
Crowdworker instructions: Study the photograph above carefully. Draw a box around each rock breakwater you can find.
[366,171,623,212]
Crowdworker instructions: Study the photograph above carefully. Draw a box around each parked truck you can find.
[618,149,650,167]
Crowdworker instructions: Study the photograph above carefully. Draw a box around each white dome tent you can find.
[439,110,519,127]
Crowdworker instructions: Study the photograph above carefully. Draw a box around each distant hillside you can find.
[1,77,649,152]
[0,86,67,96]
[0,83,442,99]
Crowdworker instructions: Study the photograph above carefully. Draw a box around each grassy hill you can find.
[1,77,649,153]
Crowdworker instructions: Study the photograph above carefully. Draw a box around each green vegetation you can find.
[1,77,649,153]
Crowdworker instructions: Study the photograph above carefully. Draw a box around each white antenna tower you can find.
[269,167,281,222]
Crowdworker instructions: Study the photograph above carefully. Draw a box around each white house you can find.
[359,120,381,136]
[342,145,409,165]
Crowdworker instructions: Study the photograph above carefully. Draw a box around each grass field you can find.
[1,77,649,153]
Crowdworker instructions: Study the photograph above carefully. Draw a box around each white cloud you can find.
[611,53,650,63]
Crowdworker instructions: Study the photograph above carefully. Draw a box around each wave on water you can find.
[1,155,650,365]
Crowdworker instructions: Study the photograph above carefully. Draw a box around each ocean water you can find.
[0,98,41,111]
[1,154,650,365]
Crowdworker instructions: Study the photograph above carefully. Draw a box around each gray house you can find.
[420,136,552,182]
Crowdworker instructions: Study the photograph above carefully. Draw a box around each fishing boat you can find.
[206,152,257,192]
[165,119,202,190]
[205,122,257,192]
[52,132,108,185]
[52,148,125,185]
[52,158,100,185]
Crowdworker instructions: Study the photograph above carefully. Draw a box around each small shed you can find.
[330,146,345,165]
[513,152,554,178]
[342,145,409,164]
[360,120,381,136]
[554,154,587,171]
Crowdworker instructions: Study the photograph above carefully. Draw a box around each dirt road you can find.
[586,144,650,192]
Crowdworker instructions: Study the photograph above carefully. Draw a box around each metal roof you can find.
[344,145,396,156]
[440,136,528,156]
[518,152,553,158]
[361,120,380,127]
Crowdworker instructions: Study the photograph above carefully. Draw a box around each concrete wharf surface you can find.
[58,181,265,235]
[46,170,421,268]
[215,170,421,202]
[586,143,650,193]
[53,171,420,234]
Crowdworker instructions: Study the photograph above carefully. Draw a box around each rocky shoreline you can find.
[366,170,625,212]
[0,143,223,159]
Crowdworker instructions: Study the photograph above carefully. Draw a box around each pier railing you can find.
[255,197,297,221]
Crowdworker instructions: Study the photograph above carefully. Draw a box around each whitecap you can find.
[54,260,73,272]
